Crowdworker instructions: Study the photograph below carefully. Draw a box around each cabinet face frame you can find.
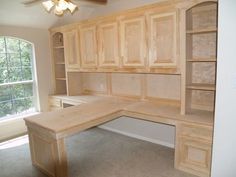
[79,25,98,68]
[120,15,147,68]
[98,21,120,68]
[148,11,177,68]
[64,29,80,70]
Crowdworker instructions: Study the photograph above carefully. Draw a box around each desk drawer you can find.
[179,123,213,141]
[49,97,61,107]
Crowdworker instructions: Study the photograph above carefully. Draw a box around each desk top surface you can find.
[25,95,214,136]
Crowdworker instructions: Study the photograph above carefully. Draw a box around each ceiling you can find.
[0,0,165,29]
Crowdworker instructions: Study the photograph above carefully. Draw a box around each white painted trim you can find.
[99,125,175,148]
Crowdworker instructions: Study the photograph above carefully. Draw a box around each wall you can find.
[211,0,236,176]
[0,25,51,142]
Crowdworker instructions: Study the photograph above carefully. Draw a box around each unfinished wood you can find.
[111,73,142,98]
[178,123,213,141]
[191,90,215,111]
[64,29,80,70]
[148,12,177,67]
[79,24,98,68]
[186,83,215,91]
[176,135,212,177]
[51,32,67,95]
[183,1,218,114]
[98,20,119,68]
[81,73,108,94]
[28,132,56,177]
[146,74,181,101]
[66,72,83,96]
[26,94,214,177]
[186,27,217,34]
[120,15,146,68]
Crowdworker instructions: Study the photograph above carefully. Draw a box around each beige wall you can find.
[0,25,52,141]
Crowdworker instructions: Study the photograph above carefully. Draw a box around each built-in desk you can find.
[24,95,213,177]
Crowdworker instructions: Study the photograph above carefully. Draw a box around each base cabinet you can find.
[175,123,213,177]
[48,97,62,111]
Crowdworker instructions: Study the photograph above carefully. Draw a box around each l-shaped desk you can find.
[24,95,213,177]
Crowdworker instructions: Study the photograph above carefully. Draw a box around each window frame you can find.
[0,36,38,121]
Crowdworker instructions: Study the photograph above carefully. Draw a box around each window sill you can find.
[0,112,40,123]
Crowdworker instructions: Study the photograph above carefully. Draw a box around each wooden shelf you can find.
[186,83,216,91]
[186,27,217,34]
[187,58,217,62]
[54,46,64,49]
[56,78,66,81]
[56,62,65,65]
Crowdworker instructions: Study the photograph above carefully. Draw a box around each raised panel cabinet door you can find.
[120,16,146,67]
[98,22,119,68]
[149,12,177,68]
[176,136,212,177]
[79,25,98,68]
[64,30,80,69]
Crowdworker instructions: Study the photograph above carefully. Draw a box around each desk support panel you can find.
[28,128,68,177]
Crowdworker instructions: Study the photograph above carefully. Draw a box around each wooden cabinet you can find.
[51,32,67,94]
[98,20,119,68]
[182,1,217,114]
[148,12,177,68]
[48,97,62,111]
[176,123,213,177]
[64,29,80,70]
[79,24,98,68]
[120,15,147,68]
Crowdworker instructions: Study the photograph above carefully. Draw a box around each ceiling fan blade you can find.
[78,0,107,4]
[22,0,42,5]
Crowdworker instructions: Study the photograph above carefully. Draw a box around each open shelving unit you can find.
[184,2,218,114]
[52,32,67,94]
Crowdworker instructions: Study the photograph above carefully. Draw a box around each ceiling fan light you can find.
[42,0,55,12]
[67,2,77,13]
[54,5,64,16]
[58,0,68,11]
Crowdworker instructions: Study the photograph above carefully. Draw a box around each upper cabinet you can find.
[64,29,80,70]
[148,12,177,68]
[120,15,147,68]
[79,24,98,68]
[98,20,120,68]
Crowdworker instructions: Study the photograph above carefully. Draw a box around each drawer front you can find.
[179,123,213,141]
[176,136,212,177]
[49,98,61,107]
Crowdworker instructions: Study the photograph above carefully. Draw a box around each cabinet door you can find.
[64,29,80,69]
[98,21,119,68]
[120,16,146,67]
[176,136,212,177]
[148,12,177,67]
[79,25,98,68]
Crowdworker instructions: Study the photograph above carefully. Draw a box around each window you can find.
[0,37,36,120]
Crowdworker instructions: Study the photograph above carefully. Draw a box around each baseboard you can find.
[99,125,175,148]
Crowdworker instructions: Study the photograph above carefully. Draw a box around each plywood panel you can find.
[191,3,217,30]
[192,62,216,84]
[191,90,215,111]
[192,33,217,59]
[82,73,107,94]
[146,74,180,100]
[111,73,142,97]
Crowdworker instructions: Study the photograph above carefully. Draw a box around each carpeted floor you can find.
[0,128,196,177]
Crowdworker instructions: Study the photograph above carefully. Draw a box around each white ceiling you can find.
[0,0,165,29]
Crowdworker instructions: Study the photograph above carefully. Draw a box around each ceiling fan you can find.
[22,0,107,16]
